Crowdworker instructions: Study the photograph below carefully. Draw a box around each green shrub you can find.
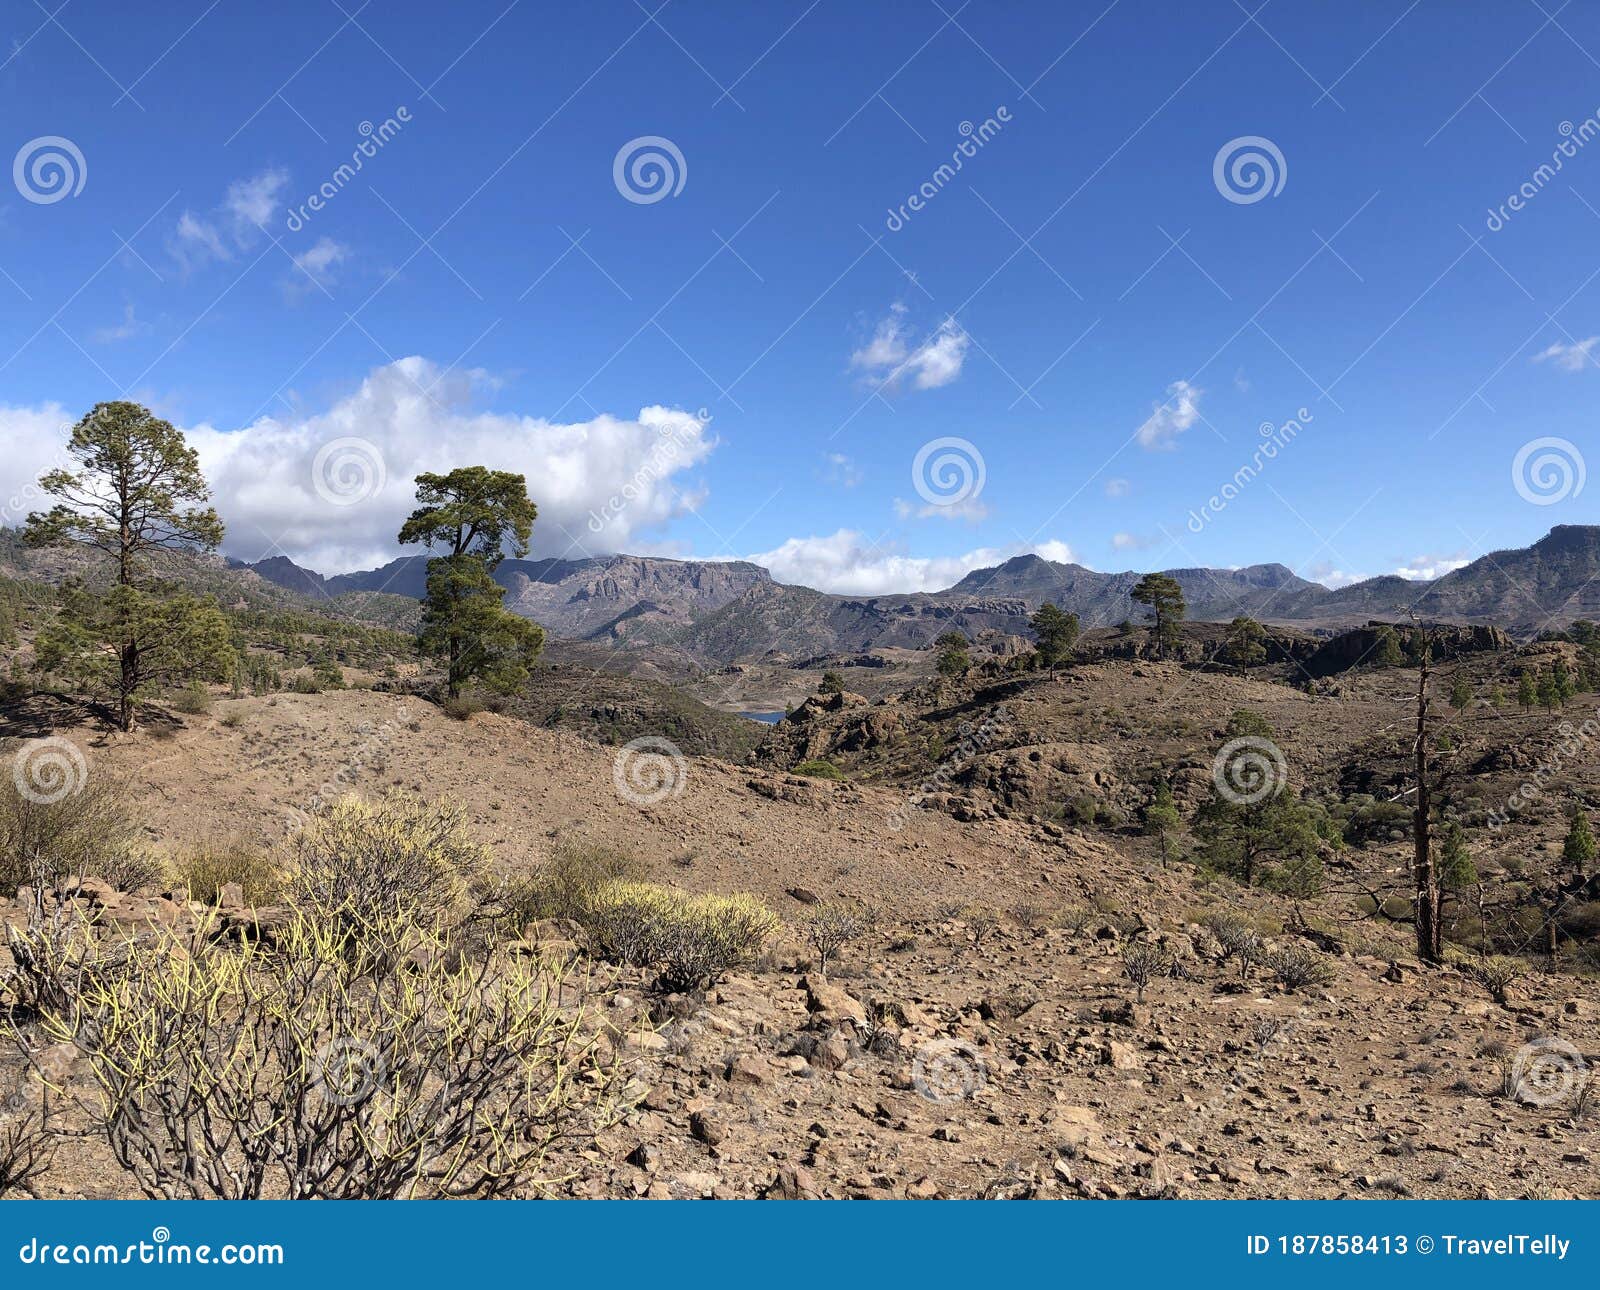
[171,682,212,715]
[489,840,642,929]
[286,794,488,936]
[792,758,844,780]
[0,770,143,897]
[442,694,485,721]
[584,880,778,991]
[174,843,282,906]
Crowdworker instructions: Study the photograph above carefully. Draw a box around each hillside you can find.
[244,525,1600,664]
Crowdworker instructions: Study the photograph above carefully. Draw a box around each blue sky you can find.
[2,0,1598,591]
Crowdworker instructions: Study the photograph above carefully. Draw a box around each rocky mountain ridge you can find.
[238,525,1600,663]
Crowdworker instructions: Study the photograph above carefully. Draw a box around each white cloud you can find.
[286,237,350,294]
[1111,531,1153,551]
[1135,379,1202,449]
[171,167,290,270]
[0,402,76,527]
[1104,477,1130,498]
[850,307,969,391]
[821,452,863,488]
[1304,564,1366,589]
[746,529,1073,596]
[1533,337,1600,372]
[1393,554,1469,581]
[0,358,716,575]
[225,170,289,228]
[91,302,149,344]
[893,495,989,523]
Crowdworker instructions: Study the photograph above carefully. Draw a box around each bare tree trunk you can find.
[1412,626,1442,963]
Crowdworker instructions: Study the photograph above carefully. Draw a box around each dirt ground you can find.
[4,672,1597,1200]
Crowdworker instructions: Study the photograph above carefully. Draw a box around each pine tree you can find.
[1224,616,1267,673]
[1374,626,1404,668]
[1029,602,1080,676]
[1518,670,1538,711]
[1448,675,1473,709]
[818,669,845,695]
[1437,821,1478,893]
[399,468,545,699]
[1563,808,1596,878]
[25,402,233,729]
[935,630,971,678]
[1130,573,1185,659]
[1538,670,1561,711]
[1142,778,1181,866]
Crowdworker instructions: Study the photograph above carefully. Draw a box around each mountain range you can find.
[240,525,1600,664]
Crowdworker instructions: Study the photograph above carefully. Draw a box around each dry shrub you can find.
[1266,943,1333,993]
[1122,942,1171,1002]
[584,881,777,992]
[798,900,876,977]
[0,1077,55,1199]
[491,841,642,929]
[25,907,620,1199]
[287,795,487,937]
[1473,955,1525,1006]
[0,772,142,897]
[173,843,282,907]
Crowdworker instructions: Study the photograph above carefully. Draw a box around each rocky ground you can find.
[2,656,1598,1199]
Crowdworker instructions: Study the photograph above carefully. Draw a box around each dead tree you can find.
[1411,617,1443,963]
